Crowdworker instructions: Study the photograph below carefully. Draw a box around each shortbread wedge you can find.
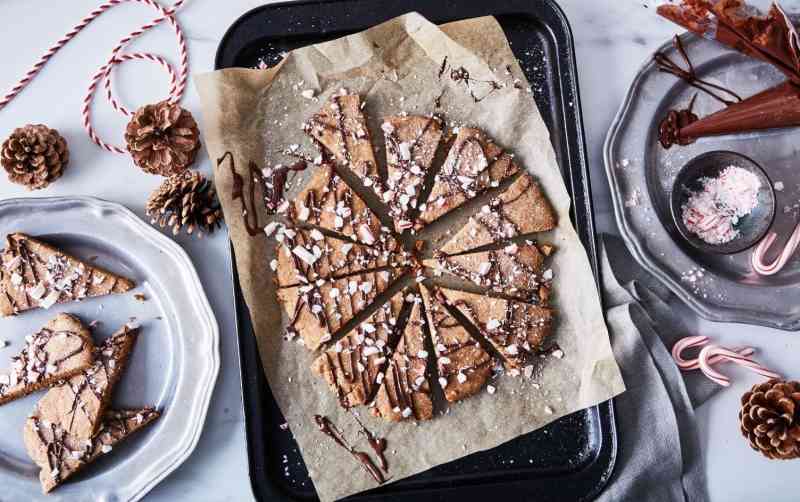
[24,408,160,493]
[417,127,519,226]
[303,92,381,190]
[381,115,443,232]
[419,285,494,402]
[311,291,404,408]
[439,174,556,255]
[0,313,94,406]
[278,269,404,351]
[438,288,554,371]
[372,293,433,421]
[0,233,134,316]
[33,323,139,439]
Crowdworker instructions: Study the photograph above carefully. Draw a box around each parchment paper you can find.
[196,13,625,502]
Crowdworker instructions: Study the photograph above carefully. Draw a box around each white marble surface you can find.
[1,0,798,501]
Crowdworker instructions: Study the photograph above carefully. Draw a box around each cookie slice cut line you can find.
[419,284,495,403]
[436,287,555,372]
[285,163,387,247]
[271,224,412,289]
[311,290,406,409]
[278,268,408,352]
[370,291,434,422]
[438,173,557,256]
[416,126,520,228]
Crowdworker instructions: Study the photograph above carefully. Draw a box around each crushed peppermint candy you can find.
[681,165,761,245]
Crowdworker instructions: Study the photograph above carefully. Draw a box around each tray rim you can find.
[0,195,221,501]
[603,33,800,331]
[216,0,618,500]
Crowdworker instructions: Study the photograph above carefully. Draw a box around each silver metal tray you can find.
[0,196,220,501]
[605,33,800,330]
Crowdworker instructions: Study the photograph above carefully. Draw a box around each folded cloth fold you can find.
[597,234,709,502]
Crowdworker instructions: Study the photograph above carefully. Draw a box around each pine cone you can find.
[739,379,800,460]
[125,101,201,176]
[1,124,68,190]
[146,170,222,237]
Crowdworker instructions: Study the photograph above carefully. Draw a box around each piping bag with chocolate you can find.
[657,0,800,146]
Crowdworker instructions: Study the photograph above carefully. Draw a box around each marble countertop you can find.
[1,0,797,500]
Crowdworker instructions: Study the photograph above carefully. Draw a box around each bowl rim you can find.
[669,150,777,256]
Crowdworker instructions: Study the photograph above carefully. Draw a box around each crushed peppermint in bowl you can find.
[670,151,775,255]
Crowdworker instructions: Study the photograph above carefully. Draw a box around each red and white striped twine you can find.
[672,335,781,387]
[0,0,189,154]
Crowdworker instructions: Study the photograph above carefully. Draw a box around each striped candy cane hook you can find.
[672,336,781,387]
[1,0,189,154]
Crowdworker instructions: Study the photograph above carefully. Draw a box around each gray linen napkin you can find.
[596,234,710,502]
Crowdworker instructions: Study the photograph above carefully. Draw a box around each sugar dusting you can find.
[681,165,761,245]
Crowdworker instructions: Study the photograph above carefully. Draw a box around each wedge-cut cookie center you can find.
[286,164,386,246]
[438,288,554,372]
[311,291,405,408]
[34,324,139,439]
[418,127,519,227]
[420,285,494,403]
[278,269,404,351]
[372,292,433,421]
[303,92,381,191]
[381,115,443,232]
[0,233,134,316]
[0,313,94,406]
[439,173,556,255]
[425,242,553,303]
[24,408,160,493]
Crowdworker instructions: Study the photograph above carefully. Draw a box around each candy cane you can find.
[698,345,781,387]
[672,336,780,386]
[0,0,189,154]
[751,221,800,276]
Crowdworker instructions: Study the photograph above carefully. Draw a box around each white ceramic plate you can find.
[0,196,219,501]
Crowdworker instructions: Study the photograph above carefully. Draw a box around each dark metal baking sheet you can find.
[217,0,618,500]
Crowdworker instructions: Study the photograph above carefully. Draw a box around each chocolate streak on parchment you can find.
[219,152,264,236]
[313,414,386,484]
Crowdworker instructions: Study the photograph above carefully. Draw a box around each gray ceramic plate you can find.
[605,33,800,330]
[0,197,219,501]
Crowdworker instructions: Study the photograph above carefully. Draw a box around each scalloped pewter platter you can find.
[605,33,800,330]
[0,196,219,501]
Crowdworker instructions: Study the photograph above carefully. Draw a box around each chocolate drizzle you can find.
[313,414,386,484]
[313,298,399,407]
[289,166,382,246]
[0,328,86,398]
[351,413,388,472]
[219,152,264,236]
[28,407,160,492]
[655,35,742,105]
[447,64,502,102]
[303,93,380,186]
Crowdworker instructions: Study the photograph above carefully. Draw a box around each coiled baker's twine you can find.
[0,0,189,154]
